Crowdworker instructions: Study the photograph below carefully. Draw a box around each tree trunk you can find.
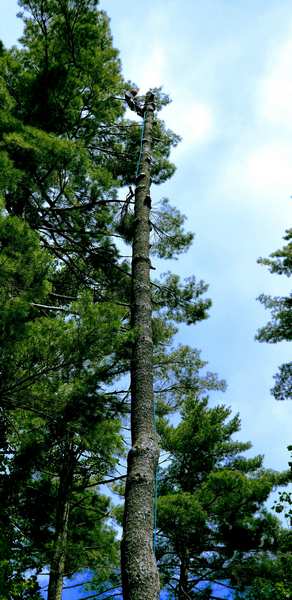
[178,551,189,599]
[121,91,160,599]
[47,440,74,600]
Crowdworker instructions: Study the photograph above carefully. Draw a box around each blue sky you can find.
[101,0,292,472]
[1,0,292,597]
[2,0,291,465]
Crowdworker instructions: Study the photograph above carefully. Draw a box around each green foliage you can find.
[111,111,179,187]
[1,3,288,599]
[257,229,292,401]
[154,345,225,413]
[0,213,127,587]
[258,229,292,276]
[156,397,291,598]
[16,0,124,135]
[0,153,129,590]
[273,490,292,523]
[0,569,42,600]
[232,532,292,600]
[272,447,292,525]
[257,294,291,343]
[154,272,211,325]
[151,198,194,259]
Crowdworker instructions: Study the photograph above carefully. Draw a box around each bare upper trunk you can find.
[121,91,160,600]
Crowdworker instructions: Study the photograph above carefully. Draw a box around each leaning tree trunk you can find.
[47,439,74,600]
[121,91,160,599]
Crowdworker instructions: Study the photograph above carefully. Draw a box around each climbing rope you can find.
[135,111,146,179]
[153,455,158,552]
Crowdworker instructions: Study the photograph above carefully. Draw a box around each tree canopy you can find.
[0,2,291,599]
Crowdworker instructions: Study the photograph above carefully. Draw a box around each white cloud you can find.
[105,5,216,150]
[244,141,292,197]
[218,33,292,219]
[214,138,292,236]
[257,38,292,128]
[123,38,215,150]
[137,44,167,92]
[163,98,215,149]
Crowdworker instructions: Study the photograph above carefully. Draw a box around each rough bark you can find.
[121,92,160,599]
[47,440,74,600]
[178,551,190,599]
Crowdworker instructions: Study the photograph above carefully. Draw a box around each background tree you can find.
[156,396,291,599]
[232,526,292,600]
[0,212,49,598]
[256,229,292,402]
[0,206,129,597]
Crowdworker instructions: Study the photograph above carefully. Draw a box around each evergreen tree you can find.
[232,528,292,600]
[0,3,194,597]
[0,1,178,300]
[156,397,291,599]
[0,212,49,598]
[256,229,292,401]
[0,206,128,597]
[2,4,289,600]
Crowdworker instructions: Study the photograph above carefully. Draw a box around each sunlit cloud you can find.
[163,98,215,149]
[244,142,292,196]
[122,37,216,150]
[218,140,292,227]
[137,44,167,91]
[257,38,292,128]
